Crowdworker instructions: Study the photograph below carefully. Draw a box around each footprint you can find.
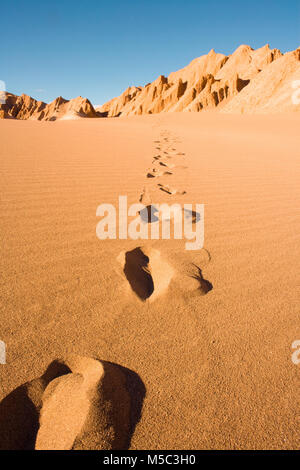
[169,256,213,297]
[158,185,176,195]
[147,167,160,175]
[0,356,145,450]
[158,184,186,196]
[139,188,152,205]
[36,357,104,450]
[122,248,154,300]
[154,154,173,161]
[146,170,172,178]
[158,161,176,169]
[120,247,174,302]
[189,264,213,295]
[139,205,159,223]
[183,208,201,224]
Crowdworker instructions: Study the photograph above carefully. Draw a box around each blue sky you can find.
[1,0,299,105]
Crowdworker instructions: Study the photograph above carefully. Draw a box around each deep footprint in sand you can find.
[119,247,174,302]
[0,356,145,450]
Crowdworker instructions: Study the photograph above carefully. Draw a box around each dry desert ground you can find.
[0,112,299,449]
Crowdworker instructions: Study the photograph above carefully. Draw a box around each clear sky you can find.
[1,0,299,105]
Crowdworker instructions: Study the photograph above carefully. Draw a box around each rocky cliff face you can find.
[99,44,299,116]
[221,49,300,113]
[0,93,46,119]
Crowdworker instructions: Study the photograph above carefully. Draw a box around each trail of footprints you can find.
[0,130,212,451]
[144,130,188,196]
[119,246,213,303]
[133,129,212,304]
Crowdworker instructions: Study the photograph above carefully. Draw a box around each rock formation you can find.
[0,93,99,120]
[1,44,299,119]
[99,44,299,115]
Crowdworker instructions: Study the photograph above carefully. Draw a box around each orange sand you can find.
[0,112,299,449]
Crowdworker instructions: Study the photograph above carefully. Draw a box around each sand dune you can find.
[0,112,299,449]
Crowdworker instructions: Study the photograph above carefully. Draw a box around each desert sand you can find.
[0,111,299,449]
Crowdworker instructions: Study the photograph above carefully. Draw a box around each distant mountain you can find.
[1,44,299,120]
[0,93,99,120]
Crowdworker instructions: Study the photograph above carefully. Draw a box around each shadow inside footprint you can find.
[190,265,213,295]
[123,248,154,300]
[73,360,145,450]
[184,209,201,224]
[97,362,146,450]
[0,361,71,450]
[0,357,146,450]
[139,205,159,224]
[0,384,39,450]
